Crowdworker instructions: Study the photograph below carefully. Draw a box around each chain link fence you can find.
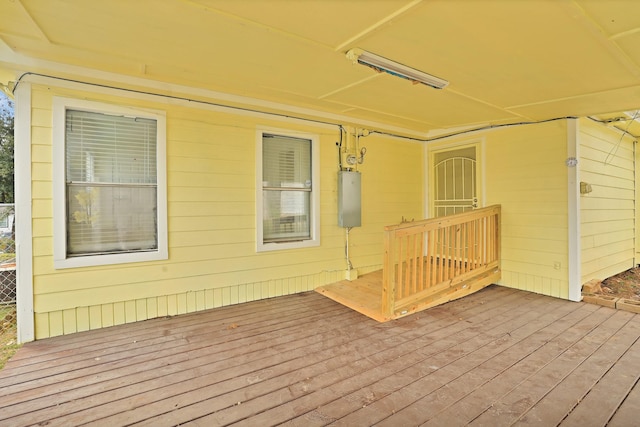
[0,204,17,368]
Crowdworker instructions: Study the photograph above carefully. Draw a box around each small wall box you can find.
[580,182,592,194]
[338,171,361,227]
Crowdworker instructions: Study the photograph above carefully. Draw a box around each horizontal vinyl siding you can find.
[356,134,423,269]
[28,85,423,338]
[579,118,635,284]
[483,120,570,298]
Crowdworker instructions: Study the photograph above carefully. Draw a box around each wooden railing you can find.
[382,205,501,318]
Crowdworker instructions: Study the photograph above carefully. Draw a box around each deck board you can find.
[335,293,598,426]
[498,313,640,426]
[1,286,639,426]
[554,315,640,426]
[417,306,621,426]
[290,290,562,426]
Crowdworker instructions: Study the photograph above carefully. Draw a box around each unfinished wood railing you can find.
[382,205,501,319]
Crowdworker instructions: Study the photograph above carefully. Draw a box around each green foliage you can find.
[0,93,14,204]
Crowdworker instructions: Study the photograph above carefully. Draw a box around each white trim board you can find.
[14,82,34,343]
[567,118,581,302]
[51,97,169,269]
[255,127,321,252]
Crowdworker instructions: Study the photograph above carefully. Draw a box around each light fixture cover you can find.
[346,48,449,89]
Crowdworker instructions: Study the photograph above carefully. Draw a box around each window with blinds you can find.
[65,109,158,256]
[262,133,312,243]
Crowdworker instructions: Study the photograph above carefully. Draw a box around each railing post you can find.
[495,206,501,266]
[382,228,396,318]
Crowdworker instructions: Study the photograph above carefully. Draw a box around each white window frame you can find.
[52,97,168,269]
[256,128,320,252]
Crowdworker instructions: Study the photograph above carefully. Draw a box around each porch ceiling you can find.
[2,0,640,135]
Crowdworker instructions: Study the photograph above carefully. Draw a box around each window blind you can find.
[262,134,312,242]
[65,109,158,255]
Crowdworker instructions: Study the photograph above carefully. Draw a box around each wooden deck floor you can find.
[1,285,639,426]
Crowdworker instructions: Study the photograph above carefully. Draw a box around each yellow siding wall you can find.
[351,134,424,268]
[482,121,570,298]
[29,84,423,339]
[579,118,635,283]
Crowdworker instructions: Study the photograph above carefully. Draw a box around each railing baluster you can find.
[408,235,412,295]
[411,234,417,295]
[484,217,489,265]
[479,217,485,266]
[429,229,436,288]
[496,213,500,261]
[418,230,424,293]
[490,216,494,263]
[399,237,404,299]
[475,218,480,267]
[483,216,488,266]
[468,220,473,270]
[456,225,460,274]
[492,213,498,262]
[405,235,411,298]
[438,228,445,283]
[382,227,395,318]
[405,236,410,297]
[465,221,471,273]
[448,225,454,280]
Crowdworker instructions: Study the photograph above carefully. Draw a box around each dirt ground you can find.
[597,267,640,300]
[0,307,18,370]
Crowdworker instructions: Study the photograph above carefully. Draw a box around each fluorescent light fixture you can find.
[346,48,449,89]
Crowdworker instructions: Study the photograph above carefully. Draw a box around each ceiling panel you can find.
[356,1,639,109]
[335,107,435,131]
[0,33,142,76]
[577,0,640,36]
[324,73,519,128]
[510,84,640,121]
[191,0,418,49]
[10,0,370,99]
[0,0,42,39]
[613,33,640,70]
